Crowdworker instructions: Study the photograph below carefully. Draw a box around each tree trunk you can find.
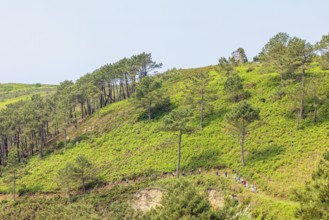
[313,102,317,124]
[46,121,49,139]
[40,127,43,159]
[121,80,126,100]
[297,68,305,129]
[87,99,91,116]
[124,72,130,98]
[290,69,294,79]
[13,169,16,201]
[16,133,20,163]
[148,100,152,120]
[97,102,100,118]
[82,171,86,194]
[176,130,182,178]
[4,136,8,157]
[64,128,67,152]
[81,102,84,119]
[115,83,120,101]
[200,92,204,130]
[241,120,245,166]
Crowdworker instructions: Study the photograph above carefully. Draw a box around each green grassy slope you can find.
[0,83,56,109]
[0,63,328,219]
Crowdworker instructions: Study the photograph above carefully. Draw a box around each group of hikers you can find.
[233,173,257,192]
[113,167,257,193]
[176,168,257,193]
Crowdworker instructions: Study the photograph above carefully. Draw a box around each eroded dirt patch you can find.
[207,189,224,210]
[131,188,163,212]
[0,194,12,200]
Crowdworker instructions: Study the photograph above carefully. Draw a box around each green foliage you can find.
[36,202,100,220]
[183,71,217,129]
[317,34,329,70]
[225,101,260,125]
[225,101,260,166]
[144,181,216,219]
[133,76,167,120]
[134,52,163,78]
[294,151,329,219]
[218,57,236,76]
[163,108,194,133]
[163,107,194,177]
[57,155,95,196]
[2,37,329,219]
[232,48,248,63]
[224,74,250,102]
[34,83,42,88]
[3,151,19,200]
[0,83,55,109]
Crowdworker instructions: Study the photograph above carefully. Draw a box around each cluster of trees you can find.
[259,33,329,128]
[0,52,162,168]
[1,32,329,217]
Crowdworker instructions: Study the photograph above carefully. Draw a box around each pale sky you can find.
[0,0,328,84]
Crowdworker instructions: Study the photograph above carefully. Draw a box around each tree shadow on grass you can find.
[202,107,230,128]
[247,145,285,163]
[137,97,174,121]
[186,149,226,170]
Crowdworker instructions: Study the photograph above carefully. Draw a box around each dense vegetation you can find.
[0,33,329,219]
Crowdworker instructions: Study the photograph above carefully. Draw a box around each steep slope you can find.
[0,63,328,219]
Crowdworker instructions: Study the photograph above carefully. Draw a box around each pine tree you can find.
[295,151,329,219]
[4,150,19,200]
[146,181,213,219]
[183,72,217,130]
[316,34,329,70]
[133,76,166,120]
[225,101,260,166]
[163,108,194,177]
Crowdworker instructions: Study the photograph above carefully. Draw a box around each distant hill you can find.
[0,83,56,109]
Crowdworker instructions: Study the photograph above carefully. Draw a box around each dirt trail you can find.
[0,169,240,201]
[0,168,291,210]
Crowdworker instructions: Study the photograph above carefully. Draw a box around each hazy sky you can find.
[0,0,328,84]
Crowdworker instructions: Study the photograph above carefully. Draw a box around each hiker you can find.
[182,170,186,176]
[125,178,129,184]
[216,168,219,176]
[190,168,194,175]
[238,176,240,182]
[198,168,202,174]
[224,171,228,178]
[172,172,175,177]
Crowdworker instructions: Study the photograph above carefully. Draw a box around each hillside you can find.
[0,62,328,219]
[0,83,56,109]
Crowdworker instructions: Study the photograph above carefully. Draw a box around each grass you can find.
[1,63,329,219]
[0,83,56,109]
